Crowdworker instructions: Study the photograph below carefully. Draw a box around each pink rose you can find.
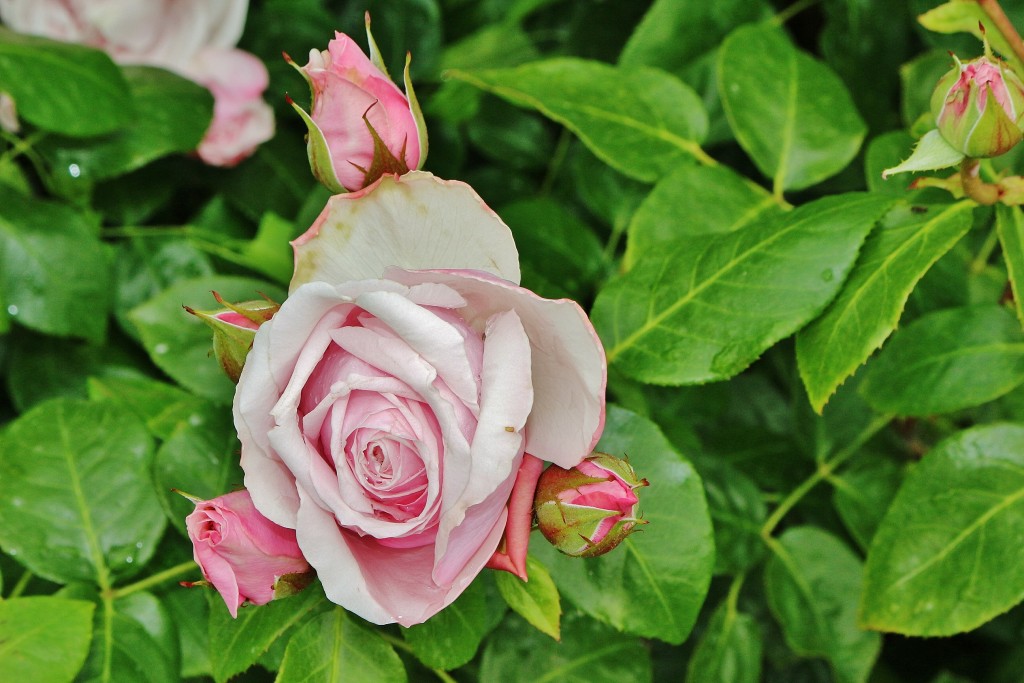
[186,489,310,618]
[0,0,248,70]
[0,0,273,166]
[185,47,275,167]
[290,20,426,192]
[234,172,605,626]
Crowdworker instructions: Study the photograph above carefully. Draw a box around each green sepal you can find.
[273,571,316,600]
[364,12,391,79]
[355,113,411,189]
[882,129,965,178]
[404,52,428,167]
[289,97,346,194]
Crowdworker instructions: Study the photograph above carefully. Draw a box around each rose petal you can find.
[355,288,480,409]
[434,309,533,584]
[386,268,606,468]
[291,172,520,290]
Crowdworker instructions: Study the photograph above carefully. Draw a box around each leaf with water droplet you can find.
[0,398,164,584]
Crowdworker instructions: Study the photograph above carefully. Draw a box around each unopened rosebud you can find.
[287,14,427,193]
[931,52,1024,158]
[184,489,311,617]
[535,452,648,558]
[185,292,279,383]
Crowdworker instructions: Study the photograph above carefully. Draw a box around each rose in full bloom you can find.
[185,489,311,618]
[535,452,647,558]
[289,18,426,192]
[931,52,1024,158]
[234,171,605,626]
[0,0,274,166]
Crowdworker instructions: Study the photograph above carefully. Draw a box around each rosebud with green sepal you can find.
[535,452,648,558]
[931,51,1024,158]
[185,292,280,383]
[286,13,427,193]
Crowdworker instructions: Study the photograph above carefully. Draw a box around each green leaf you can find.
[880,130,964,179]
[0,27,132,136]
[532,406,714,644]
[997,204,1024,328]
[765,527,881,683]
[832,452,905,551]
[114,592,181,680]
[919,2,1024,74]
[153,409,243,535]
[860,305,1024,415]
[39,66,214,182]
[0,186,111,343]
[596,193,893,385]
[5,331,143,411]
[112,235,214,338]
[699,460,767,575]
[129,276,285,403]
[624,163,782,268]
[718,24,866,193]
[861,424,1024,636]
[619,0,770,76]
[75,594,178,683]
[401,575,501,670]
[187,212,295,287]
[209,582,327,683]
[163,587,211,679]
[685,598,762,683]
[480,611,652,683]
[276,608,405,683]
[0,596,94,683]
[796,201,976,412]
[499,197,607,301]
[447,58,709,182]
[495,555,561,640]
[87,374,215,441]
[0,398,163,584]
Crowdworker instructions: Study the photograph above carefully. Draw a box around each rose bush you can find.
[233,171,606,625]
[289,23,426,192]
[186,489,310,618]
[0,0,273,166]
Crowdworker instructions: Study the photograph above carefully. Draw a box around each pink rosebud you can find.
[931,52,1024,158]
[288,14,427,192]
[185,489,311,618]
[185,292,279,383]
[535,453,647,558]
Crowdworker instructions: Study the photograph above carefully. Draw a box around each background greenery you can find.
[3,0,1024,681]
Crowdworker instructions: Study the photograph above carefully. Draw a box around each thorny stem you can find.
[977,0,1024,68]
[760,413,894,539]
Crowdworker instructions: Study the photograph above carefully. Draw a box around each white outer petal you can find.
[290,172,520,291]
